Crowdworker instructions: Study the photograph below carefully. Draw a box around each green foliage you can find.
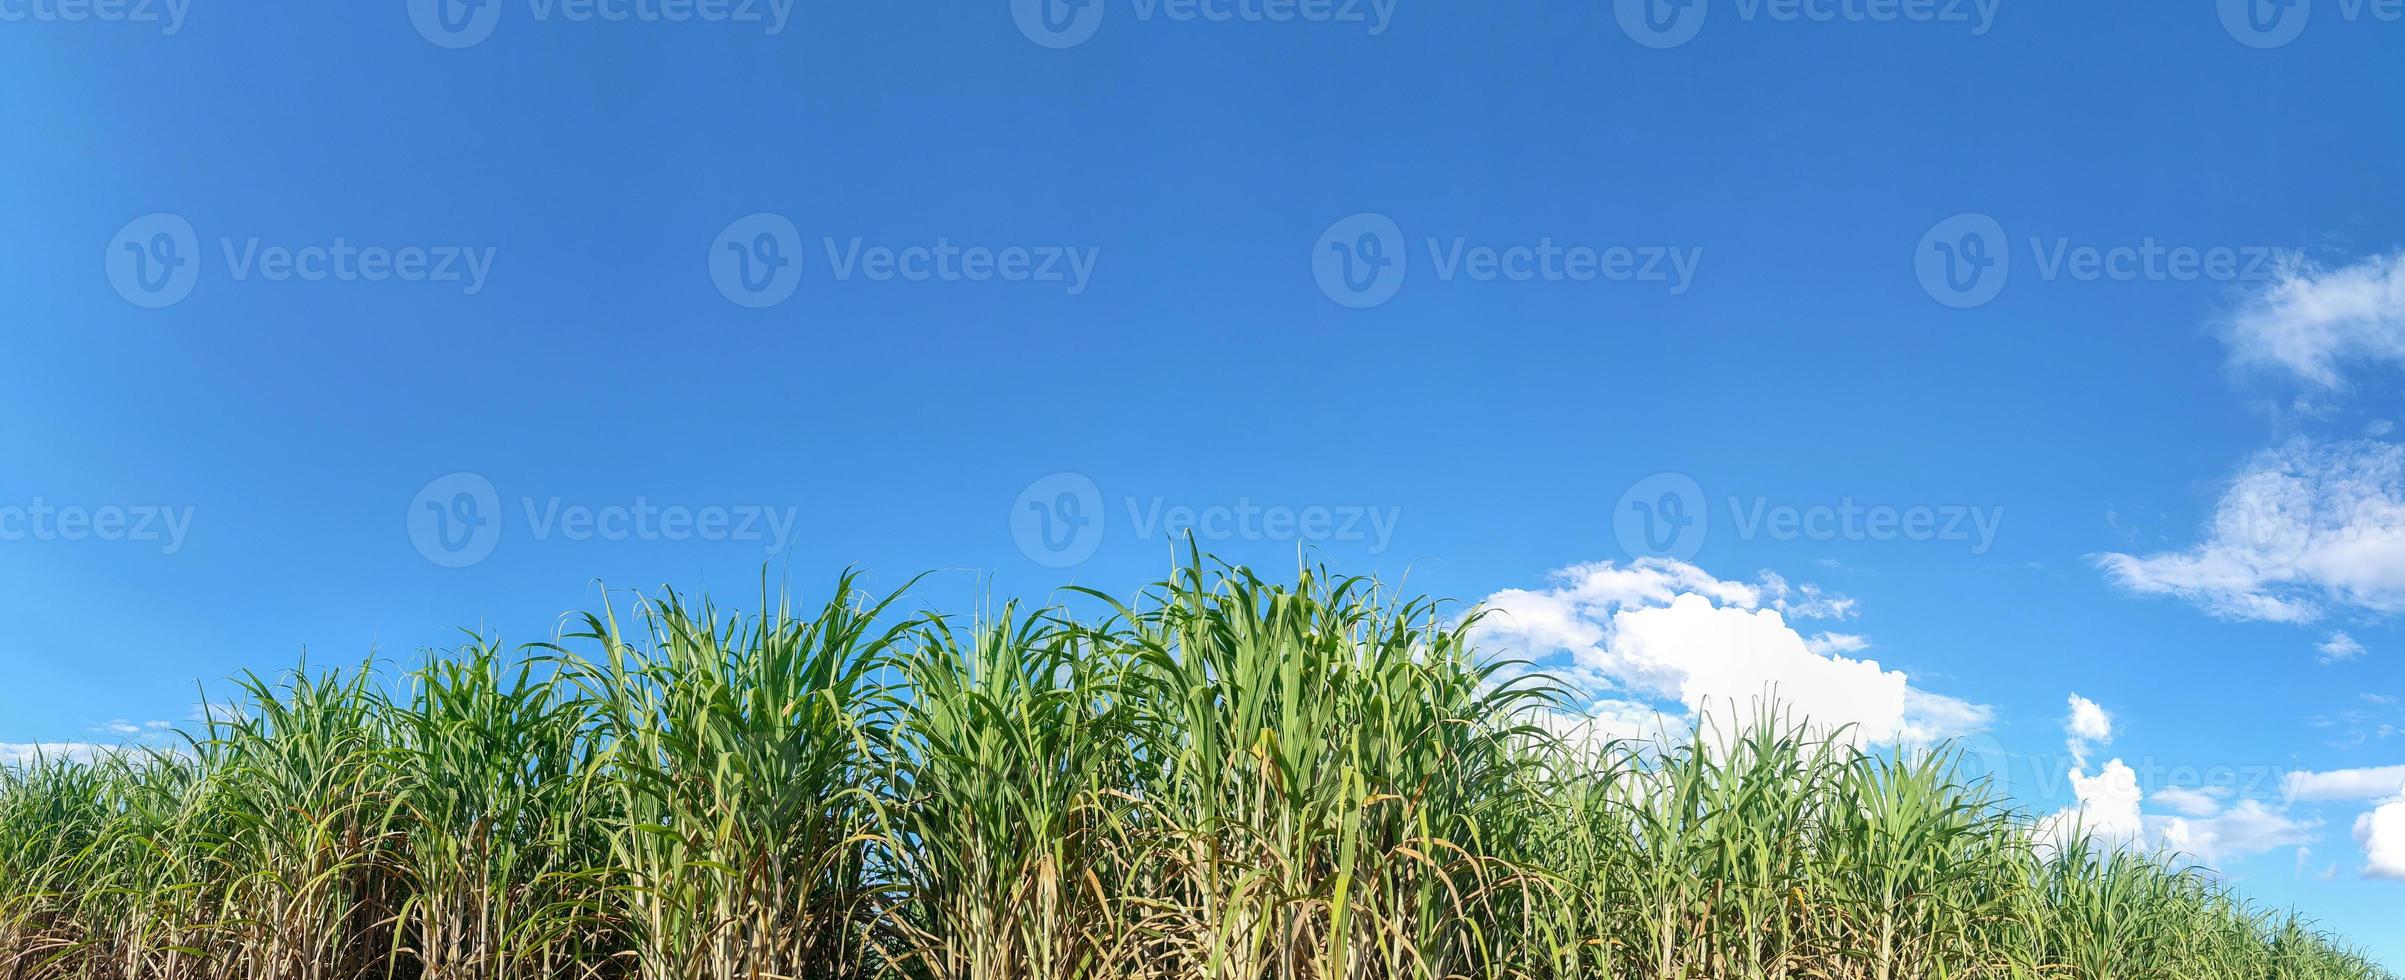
[0,556,2389,979]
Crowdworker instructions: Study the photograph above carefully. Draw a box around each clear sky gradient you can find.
[4,0,2403,961]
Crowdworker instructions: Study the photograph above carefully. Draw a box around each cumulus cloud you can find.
[2221,250,2405,390]
[2291,767,2405,880]
[2097,440,2405,622]
[2037,696,2312,866]
[1473,558,1988,747]
[2067,694,2113,767]
[2037,762,2312,866]
[2067,695,2114,741]
[2037,758,2148,851]
[2358,790,2405,881]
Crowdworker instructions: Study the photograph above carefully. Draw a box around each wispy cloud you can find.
[2098,439,2405,622]
[2221,250,2405,390]
[2319,632,2369,665]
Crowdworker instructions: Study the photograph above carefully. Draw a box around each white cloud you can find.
[1533,698,1693,751]
[2160,799,2317,866]
[1760,571,1858,621]
[2037,696,2142,855]
[1805,631,1869,655]
[2097,440,2405,622]
[2038,758,2148,851]
[2318,631,2368,665]
[2067,694,2113,741]
[2103,254,2405,623]
[2352,784,2405,881]
[2154,785,2228,818]
[1473,558,1988,748]
[2036,696,2311,866]
[2221,250,2405,390]
[0,742,111,767]
[2066,694,2113,768]
[2037,758,2313,866]
[2285,764,2405,803]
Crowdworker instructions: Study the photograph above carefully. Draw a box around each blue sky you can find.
[6,0,2405,960]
